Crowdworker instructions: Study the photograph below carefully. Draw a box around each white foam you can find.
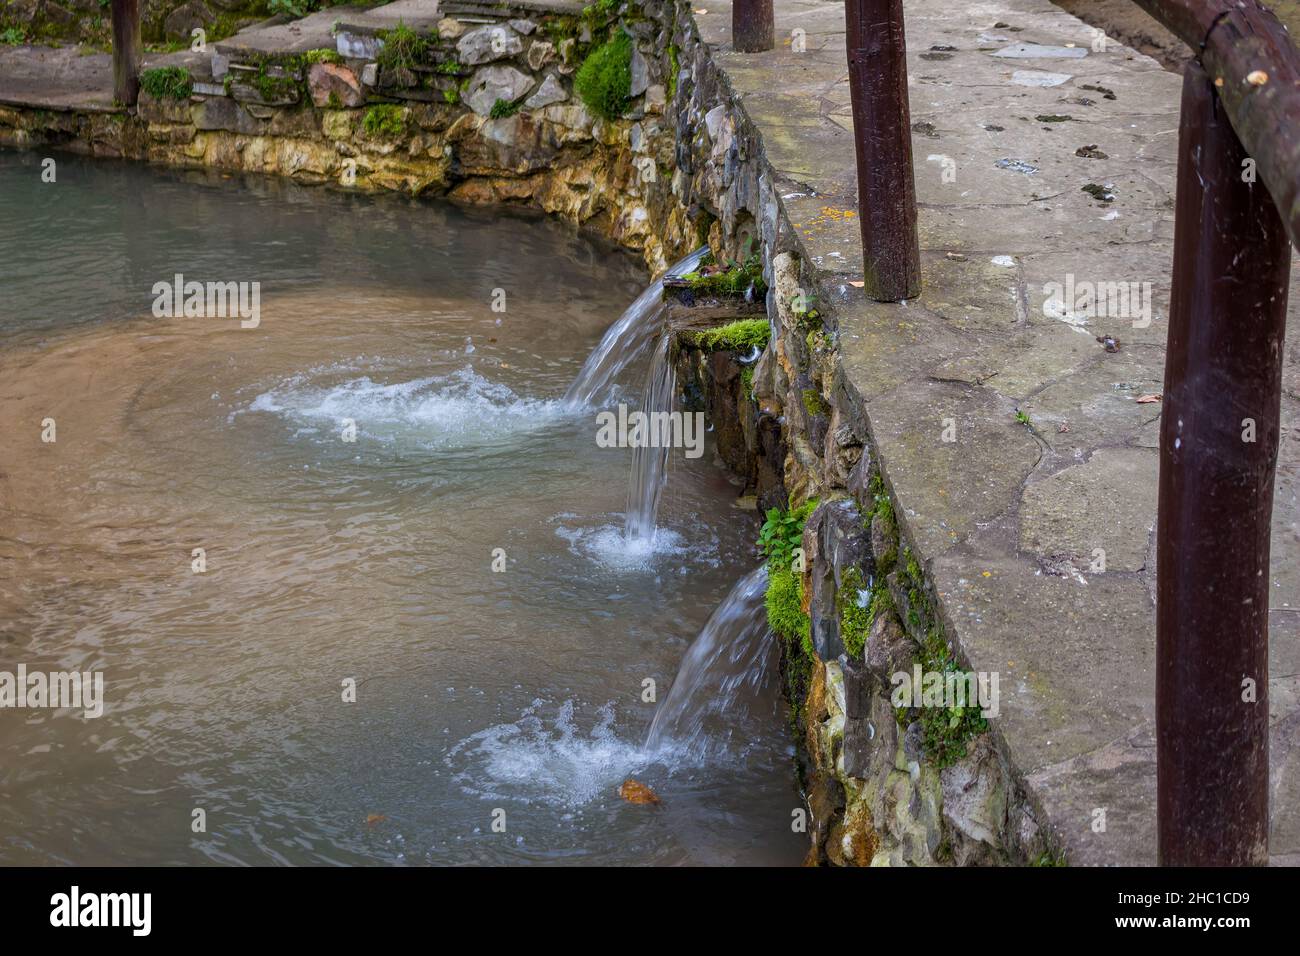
[446,700,651,808]
[246,365,576,449]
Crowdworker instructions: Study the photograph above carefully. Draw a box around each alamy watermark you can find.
[1042,274,1152,329]
[151,273,260,328]
[890,664,1000,719]
[595,404,705,459]
[0,664,103,718]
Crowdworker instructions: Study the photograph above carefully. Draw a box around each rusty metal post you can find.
[111,0,142,106]
[1157,59,1290,866]
[732,0,774,53]
[845,0,920,301]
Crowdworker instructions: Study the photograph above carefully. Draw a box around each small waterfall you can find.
[645,567,778,756]
[562,248,706,409]
[623,333,676,542]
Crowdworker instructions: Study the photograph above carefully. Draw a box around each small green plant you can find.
[139,66,193,100]
[363,103,406,138]
[269,0,313,18]
[689,318,769,352]
[574,30,632,120]
[377,22,428,73]
[758,500,817,571]
[443,87,460,105]
[1014,409,1031,426]
[2,26,28,45]
[489,97,523,119]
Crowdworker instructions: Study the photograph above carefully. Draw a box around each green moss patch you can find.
[363,104,406,138]
[687,318,769,352]
[680,252,768,298]
[574,30,632,120]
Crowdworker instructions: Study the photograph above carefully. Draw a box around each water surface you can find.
[0,151,803,866]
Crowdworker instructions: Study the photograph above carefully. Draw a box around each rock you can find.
[618,779,660,805]
[360,63,377,87]
[458,24,523,66]
[464,65,534,117]
[210,52,229,79]
[508,18,537,35]
[630,48,650,97]
[523,74,566,109]
[644,83,666,113]
[163,0,213,41]
[436,17,465,40]
[939,736,1007,859]
[337,31,381,59]
[526,40,556,71]
[308,63,364,108]
[865,612,913,684]
[190,96,262,134]
[805,498,872,662]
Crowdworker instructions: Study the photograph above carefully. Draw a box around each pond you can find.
[0,151,805,866]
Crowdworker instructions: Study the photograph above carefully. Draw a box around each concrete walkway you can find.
[698,0,1299,864]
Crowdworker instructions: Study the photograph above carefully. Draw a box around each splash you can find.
[247,365,574,449]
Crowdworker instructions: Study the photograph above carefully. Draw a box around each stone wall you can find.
[0,0,1063,865]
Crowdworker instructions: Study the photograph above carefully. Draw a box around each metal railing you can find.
[731,0,1298,865]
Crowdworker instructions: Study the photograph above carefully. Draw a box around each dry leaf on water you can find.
[618,779,661,805]
[365,814,387,827]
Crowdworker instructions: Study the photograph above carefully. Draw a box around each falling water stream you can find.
[623,333,677,543]
[562,248,705,409]
[0,152,801,866]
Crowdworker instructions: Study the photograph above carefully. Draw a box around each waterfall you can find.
[645,566,778,756]
[623,333,676,542]
[562,248,706,410]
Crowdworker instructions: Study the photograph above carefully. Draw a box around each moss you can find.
[739,365,754,402]
[680,252,768,298]
[489,97,524,119]
[667,43,679,99]
[1032,847,1069,867]
[802,388,830,418]
[363,103,406,138]
[443,87,460,105]
[838,566,872,658]
[766,566,811,650]
[688,318,769,352]
[139,66,192,100]
[574,30,632,120]
[305,48,343,65]
[864,472,898,572]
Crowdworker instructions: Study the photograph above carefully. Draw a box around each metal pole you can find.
[111,0,142,106]
[844,0,920,301]
[1157,59,1290,866]
[732,0,774,53]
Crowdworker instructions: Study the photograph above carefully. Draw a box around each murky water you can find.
[0,152,804,866]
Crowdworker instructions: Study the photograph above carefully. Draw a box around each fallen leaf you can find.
[619,779,661,805]
[365,814,387,826]
[1136,393,1162,404]
[848,280,865,288]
